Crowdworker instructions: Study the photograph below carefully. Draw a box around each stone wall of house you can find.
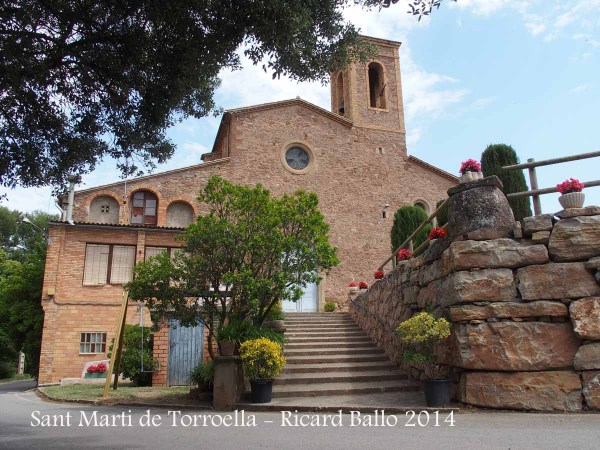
[349,178,600,411]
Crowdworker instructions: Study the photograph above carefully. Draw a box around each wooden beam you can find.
[103,290,129,398]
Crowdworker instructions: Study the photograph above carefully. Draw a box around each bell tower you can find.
[330,36,406,134]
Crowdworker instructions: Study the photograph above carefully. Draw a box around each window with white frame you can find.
[83,244,136,285]
[79,332,107,354]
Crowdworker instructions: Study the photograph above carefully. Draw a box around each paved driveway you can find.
[0,386,599,450]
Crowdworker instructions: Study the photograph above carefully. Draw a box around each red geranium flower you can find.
[459,159,482,175]
[397,248,412,261]
[374,270,384,279]
[358,281,368,289]
[349,281,358,287]
[429,227,447,240]
[557,178,584,194]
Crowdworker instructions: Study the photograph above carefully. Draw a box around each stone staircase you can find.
[272,312,419,399]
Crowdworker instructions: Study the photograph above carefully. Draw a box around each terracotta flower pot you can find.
[219,340,235,356]
[559,192,585,209]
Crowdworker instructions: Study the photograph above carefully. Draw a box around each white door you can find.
[282,281,318,312]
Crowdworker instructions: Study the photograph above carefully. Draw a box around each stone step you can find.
[284,347,383,357]
[282,361,399,373]
[274,370,407,385]
[285,331,367,338]
[272,380,418,398]
[285,354,389,364]
[285,341,374,349]
[286,335,371,343]
[284,323,357,329]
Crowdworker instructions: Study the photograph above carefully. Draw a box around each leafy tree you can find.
[391,205,430,256]
[0,209,56,377]
[108,325,155,386]
[0,0,375,190]
[481,144,532,221]
[127,176,338,358]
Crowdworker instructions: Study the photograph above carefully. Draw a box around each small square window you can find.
[79,332,107,354]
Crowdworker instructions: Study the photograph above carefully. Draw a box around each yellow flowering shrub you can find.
[396,312,451,344]
[239,338,286,381]
[396,312,451,379]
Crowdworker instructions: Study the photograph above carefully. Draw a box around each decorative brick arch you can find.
[165,199,197,228]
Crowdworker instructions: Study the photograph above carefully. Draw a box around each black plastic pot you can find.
[250,379,273,403]
[423,379,450,407]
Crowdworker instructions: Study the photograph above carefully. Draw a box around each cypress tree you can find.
[435,199,449,227]
[390,206,430,254]
[481,144,532,221]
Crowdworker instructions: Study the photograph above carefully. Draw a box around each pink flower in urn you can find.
[459,159,482,175]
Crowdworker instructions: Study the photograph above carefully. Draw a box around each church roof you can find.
[226,97,353,126]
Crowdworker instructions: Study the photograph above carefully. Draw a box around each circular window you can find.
[285,146,310,170]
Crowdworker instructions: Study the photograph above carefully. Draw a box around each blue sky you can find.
[3,0,599,214]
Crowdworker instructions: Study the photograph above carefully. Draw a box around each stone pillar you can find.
[213,356,245,410]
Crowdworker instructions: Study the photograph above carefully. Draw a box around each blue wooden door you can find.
[167,319,204,386]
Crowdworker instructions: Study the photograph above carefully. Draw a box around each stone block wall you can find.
[350,203,600,411]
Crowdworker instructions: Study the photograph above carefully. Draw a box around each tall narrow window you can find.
[368,62,386,109]
[83,244,110,285]
[336,72,345,116]
[110,245,136,284]
[131,191,158,226]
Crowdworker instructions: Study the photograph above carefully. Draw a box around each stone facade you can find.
[39,36,456,384]
[350,177,600,411]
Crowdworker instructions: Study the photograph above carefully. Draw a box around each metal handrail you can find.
[502,150,600,215]
[378,197,449,270]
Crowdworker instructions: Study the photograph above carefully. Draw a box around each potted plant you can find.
[348,281,359,292]
[396,312,451,407]
[84,362,107,379]
[459,159,483,183]
[239,337,286,403]
[216,321,243,356]
[374,269,384,280]
[189,360,214,393]
[396,248,412,262]
[557,178,585,209]
[358,281,368,290]
[428,227,447,243]
[267,302,285,331]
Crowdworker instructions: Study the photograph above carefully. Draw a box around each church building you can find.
[38,36,456,385]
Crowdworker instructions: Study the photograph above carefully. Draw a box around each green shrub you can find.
[324,301,336,312]
[189,361,214,386]
[481,144,532,221]
[390,206,430,255]
[108,325,156,386]
[0,361,16,379]
[435,199,449,227]
[266,302,285,321]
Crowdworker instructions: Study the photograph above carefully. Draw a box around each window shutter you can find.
[83,244,110,285]
[110,246,136,284]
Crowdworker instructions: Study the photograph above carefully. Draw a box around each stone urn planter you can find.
[268,320,285,331]
[459,171,483,183]
[559,192,585,209]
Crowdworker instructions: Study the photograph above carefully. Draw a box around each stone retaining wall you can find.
[349,181,600,411]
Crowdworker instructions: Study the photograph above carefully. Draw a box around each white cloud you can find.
[570,83,590,94]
